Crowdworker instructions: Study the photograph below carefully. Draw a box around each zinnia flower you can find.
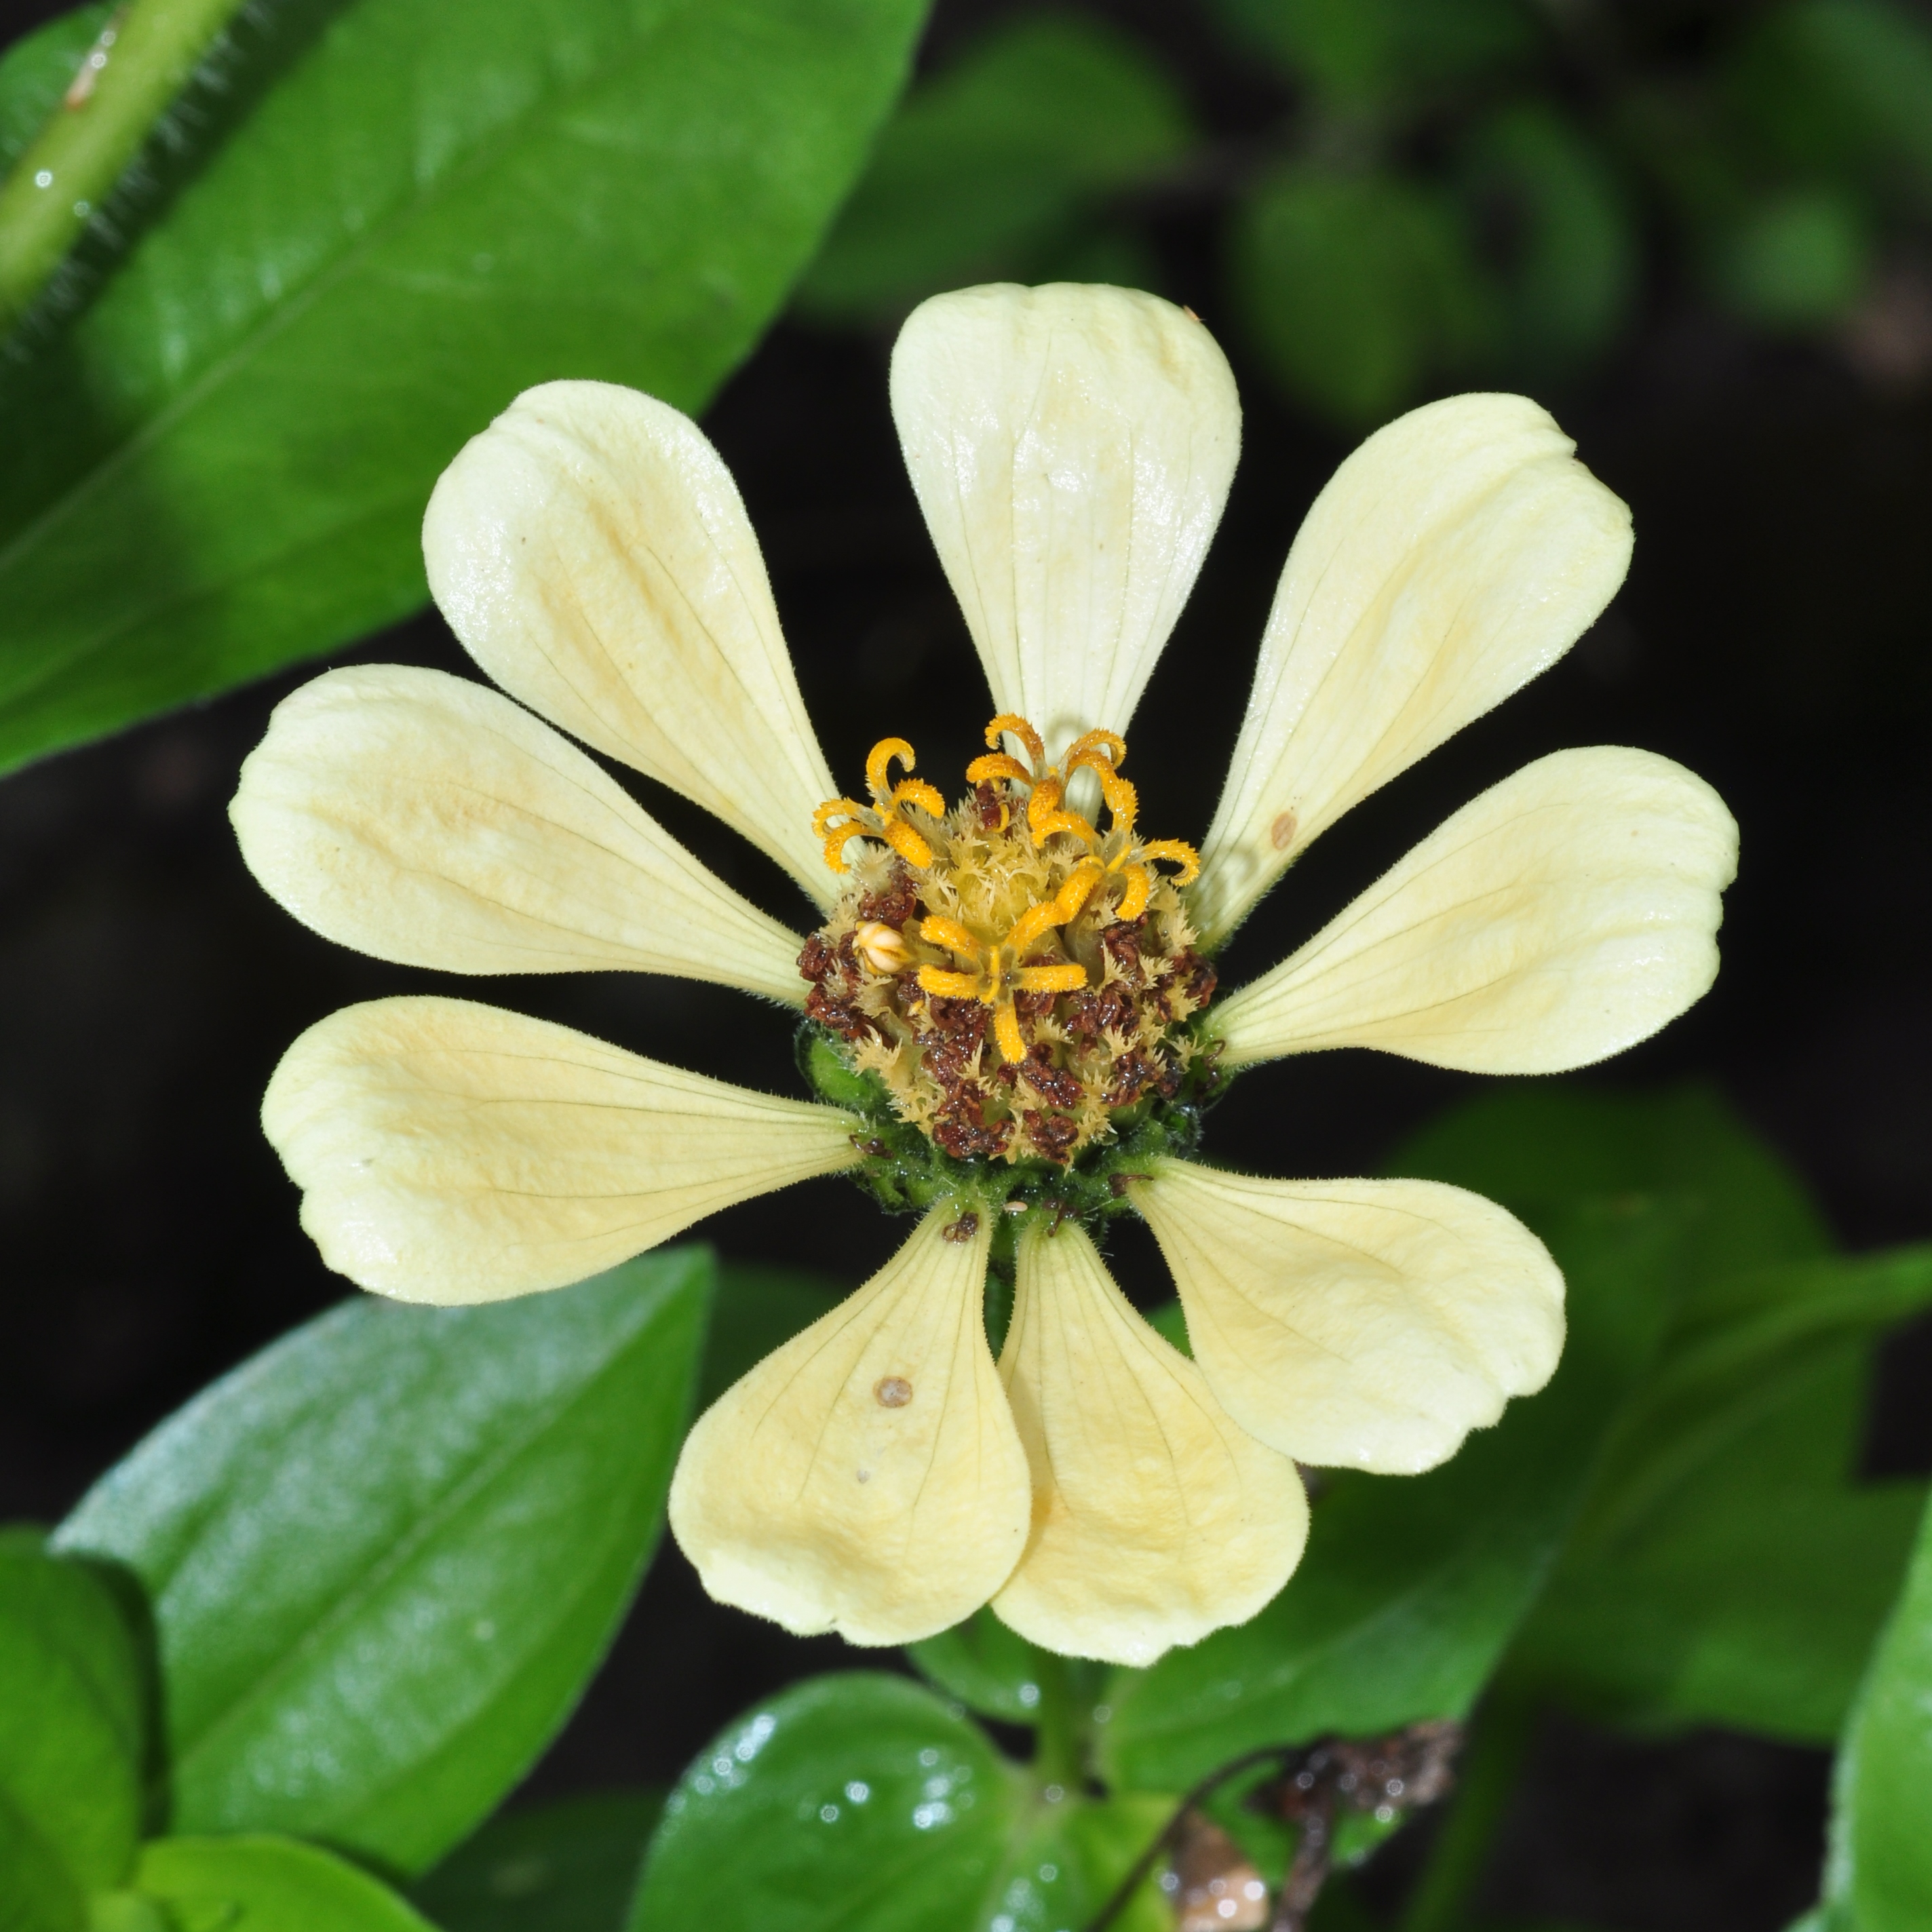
[231,283,1737,1667]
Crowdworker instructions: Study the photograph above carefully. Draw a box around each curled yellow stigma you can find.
[813,736,946,873]
[965,713,1201,922]
[916,861,1100,1063]
[1066,738,1200,921]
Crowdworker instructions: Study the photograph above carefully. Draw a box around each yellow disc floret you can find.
[803,716,1218,1166]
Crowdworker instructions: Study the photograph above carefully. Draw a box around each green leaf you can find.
[700,1264,844,1412]
[0,0,924,775]
[796,11,1190,322]
[132,1834,437,1931]
[1818,1490,1932,1931]
[984,1792,1172,1932]
[0,1529,146,1918]
[54,1247,714,1877]
[1458,101,1636,376]
[1709,185,1872,329]
[1728,0,1932,199]
[1227,163,1494,426]
[1098,1197,1688,1792]
[1396,1091,1928,1743]
[1209,0,1535,109]
[1141,1300,1191,1357]
[1385,1081,1832,1296]
[630,1674,1169,1932]
[0,5,113,171]
[630,1674,1021,1932]
[1515,1247,1932,1743]
[1581,1245,1932,1545]
[908,1608,1054,1726]
[412,1791,663,1932]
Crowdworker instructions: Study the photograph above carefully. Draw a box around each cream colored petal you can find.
[263,996,857,1305]
[1212,747,1737,1075]
[1134,1163,1564,1475]
[990,1220,1307,1667]
[1193,394,1632,944]
[231,665,807,1005]
[890,284,1239,769]
[423,381,838,908]
[668,1205,1029,1646]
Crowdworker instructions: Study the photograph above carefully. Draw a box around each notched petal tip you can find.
[1212,746,1738,1077]
[263,996,858,1305]
[1196,392,1634,945]
[1135,1162,1564,1475]
[231,664,807,1005]
[423,380,838,908]
[668,1206,1030,1646]
[989,1220,1307,1665]
[891,283,1239,763]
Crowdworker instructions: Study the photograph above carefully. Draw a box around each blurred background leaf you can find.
[1208,0,1536,111]
[412,1792,663,1932]
[794,9,1189,323]
[1227,161,1494,423]
[1391,1086,1931,1745]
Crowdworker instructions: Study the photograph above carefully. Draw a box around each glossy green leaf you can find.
[0,0,924,775]
[132,1834,437,1931]
[908,1608,1054,1726]
[984,1792,1172,1932]
[1817,1491,1932,1931]
[631,1674,1168,1932]
[1386,1081,1832,1297]
[412,1791,663,1932]
[54,1247,714,1876]
[1515,1245,1932,1742]
[1228,163,1493,425]
[1458,101,1636,376]
[1098,1198,1688,1792]
[631,1674,1021,1932]
[0,1528,146,1918]
[795,11,1190,322]
[0,5,113,170]
[700,1264,845,1412]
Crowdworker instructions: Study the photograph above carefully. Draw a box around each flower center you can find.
[799,714,1216,1172]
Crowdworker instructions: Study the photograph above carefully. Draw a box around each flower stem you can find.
[1397,1684,1537,1932]
[0,0,246,332]
[1030,1650,1086,1792]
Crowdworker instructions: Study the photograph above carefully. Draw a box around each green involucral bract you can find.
[798,1022,1218,1230]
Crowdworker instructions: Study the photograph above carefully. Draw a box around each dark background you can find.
[2,1,1929,1926]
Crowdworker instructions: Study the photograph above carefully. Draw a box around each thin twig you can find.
[1080,1745,1305,1932]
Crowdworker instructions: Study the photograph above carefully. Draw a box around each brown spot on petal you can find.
[942,1212,980,1244]
[1271,810,1298,851]
[874,1376,913,1408]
